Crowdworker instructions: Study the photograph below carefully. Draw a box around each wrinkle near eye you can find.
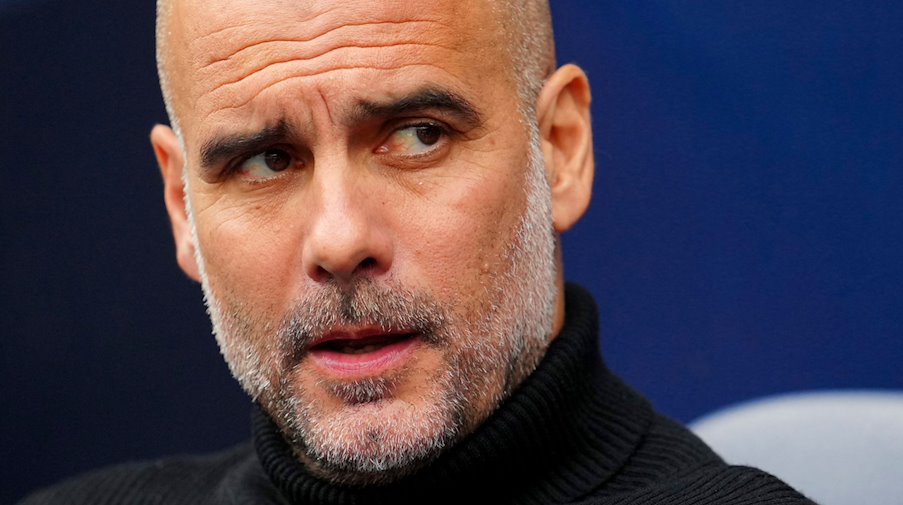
[192,190,229,217]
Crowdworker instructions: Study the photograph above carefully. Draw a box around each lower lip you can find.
[307,336,419,379]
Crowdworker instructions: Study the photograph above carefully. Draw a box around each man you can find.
[20,0,815,503]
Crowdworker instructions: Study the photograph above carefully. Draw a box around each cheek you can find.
[193,193,303,312]
[399,161,526,304]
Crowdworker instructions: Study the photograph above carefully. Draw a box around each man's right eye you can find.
[235,148,295,179]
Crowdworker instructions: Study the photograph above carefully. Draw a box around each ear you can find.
[535,64,595,233]
[150,124,201,282]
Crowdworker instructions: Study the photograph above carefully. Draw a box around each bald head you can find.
[155,0,556,135]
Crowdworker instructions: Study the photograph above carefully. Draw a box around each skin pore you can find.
[152,0,594,486]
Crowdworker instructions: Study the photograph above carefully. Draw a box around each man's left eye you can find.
[377,123,446,156]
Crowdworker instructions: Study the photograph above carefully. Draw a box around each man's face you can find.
[164,0,560,483]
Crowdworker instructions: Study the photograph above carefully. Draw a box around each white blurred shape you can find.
[689,390,903,505]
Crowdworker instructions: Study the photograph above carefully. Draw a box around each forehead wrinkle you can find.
[191,4,335,47]
[199,54,465,119]
[204,62,464,120]
[203,19,447,69]
[177,3,506,136]
[194,18,455,89]
[208,40,454,92]
[189,15,463,120]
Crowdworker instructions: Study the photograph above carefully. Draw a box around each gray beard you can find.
[328,374,397,405]
[270,278,492,483]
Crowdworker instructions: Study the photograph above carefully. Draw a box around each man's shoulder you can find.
[669,463,817,504]
[590,463,818,505]
[582,401,818,504]
[16,443,261,505]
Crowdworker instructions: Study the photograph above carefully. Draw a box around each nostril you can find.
[313,265,333,283]
[357,257,377,272]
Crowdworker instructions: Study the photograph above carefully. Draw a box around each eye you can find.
[236,148,295,179]
[377,123,446,156]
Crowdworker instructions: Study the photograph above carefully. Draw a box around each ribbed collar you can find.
[253,283,653,505]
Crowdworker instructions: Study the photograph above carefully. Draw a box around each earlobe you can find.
[150,124,201,282]
[535,64,595,233]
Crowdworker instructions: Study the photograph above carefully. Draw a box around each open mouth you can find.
[306,330,421,377]
[310,332,418,355]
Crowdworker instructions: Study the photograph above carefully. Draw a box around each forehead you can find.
[168,0,511,139]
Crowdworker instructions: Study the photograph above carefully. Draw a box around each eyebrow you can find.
[199,120,293,174]
[350,87,483,129]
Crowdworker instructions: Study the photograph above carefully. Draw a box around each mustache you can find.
[275,279,447,364]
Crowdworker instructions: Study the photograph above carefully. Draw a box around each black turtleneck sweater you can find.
[18,284,816,504]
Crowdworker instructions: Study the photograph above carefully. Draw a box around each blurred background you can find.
[2,1,901,503]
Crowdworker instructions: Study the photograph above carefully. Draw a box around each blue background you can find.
[2,1,901,502]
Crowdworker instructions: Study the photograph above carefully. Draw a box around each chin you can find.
[285,383,466,485]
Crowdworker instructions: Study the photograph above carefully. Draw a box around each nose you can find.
[302,165,393,284]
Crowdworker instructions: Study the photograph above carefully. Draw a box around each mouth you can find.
[310,331,417,354]
[306,329,420,378]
